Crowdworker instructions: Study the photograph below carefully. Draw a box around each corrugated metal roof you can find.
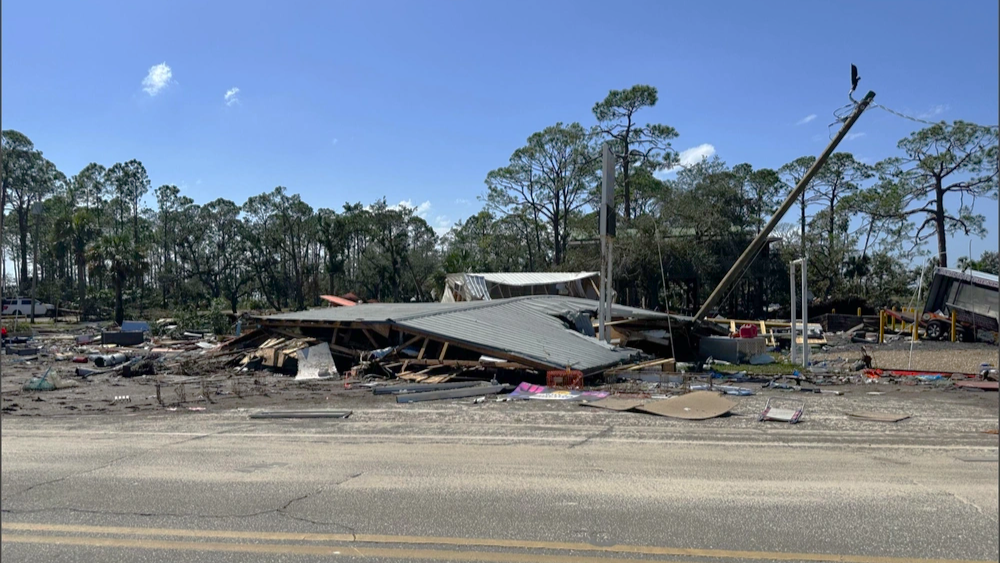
[262,296,678,324]
[261,300,482,323]
[258,295,683,372]
[402,299,637,371]
[445,272,598,286]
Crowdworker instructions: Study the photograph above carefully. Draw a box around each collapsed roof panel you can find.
[400,298,635,371]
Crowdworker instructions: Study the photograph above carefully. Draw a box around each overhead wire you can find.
[652,220,677,357]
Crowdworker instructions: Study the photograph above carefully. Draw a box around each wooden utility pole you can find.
[694,91,876,322]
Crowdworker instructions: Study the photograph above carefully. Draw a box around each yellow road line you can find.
[0,534,672,562]
[1,522,992,563]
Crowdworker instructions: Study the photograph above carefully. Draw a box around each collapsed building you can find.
[252,295,714,380]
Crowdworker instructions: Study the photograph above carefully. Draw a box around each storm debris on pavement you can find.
[846,411,911,423]
[634,391,736,420]
[759,398,804,424]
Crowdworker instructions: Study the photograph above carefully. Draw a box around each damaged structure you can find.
[440,272,600,302]
[253,295,708,381]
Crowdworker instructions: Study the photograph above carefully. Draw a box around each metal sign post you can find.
[790,257,809,367]
[790,263,797,366]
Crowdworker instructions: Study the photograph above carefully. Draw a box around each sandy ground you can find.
[810,337,1000,374]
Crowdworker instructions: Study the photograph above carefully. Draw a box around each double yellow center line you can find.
[1,522,991,563]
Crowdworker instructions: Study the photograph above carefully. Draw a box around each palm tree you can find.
[89,233,135,325]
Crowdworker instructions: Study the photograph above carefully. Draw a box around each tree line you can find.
[2,85,997,325]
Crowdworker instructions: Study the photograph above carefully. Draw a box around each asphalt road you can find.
[2,402,998,563]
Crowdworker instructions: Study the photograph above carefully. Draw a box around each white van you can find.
[1,298,54,317]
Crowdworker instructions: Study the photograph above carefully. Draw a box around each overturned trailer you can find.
[921,268,999,343]
[256,295,712,378]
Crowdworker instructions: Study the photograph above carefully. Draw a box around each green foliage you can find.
[875,121,999,268]
[485,122,597,267]
[592,85,679,222]
[175,298,231,335]
[3,98,996,324]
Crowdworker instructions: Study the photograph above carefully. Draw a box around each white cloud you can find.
[796,114,817,125]
[655,143,716,178]
[388,200,454,237]
[455,198,471,205]
[224,87,240,106]
[391,199,432,218]
[918,104,949,119]
[845,132,866,140]
[432,215,453,238]
[142,62,173,96]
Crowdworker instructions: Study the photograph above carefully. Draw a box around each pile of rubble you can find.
[239,295,713,384]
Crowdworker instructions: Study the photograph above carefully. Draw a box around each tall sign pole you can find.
[599,143,616,343]
[30,201,42,324]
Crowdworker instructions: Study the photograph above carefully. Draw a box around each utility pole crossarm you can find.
[693,91,876,322]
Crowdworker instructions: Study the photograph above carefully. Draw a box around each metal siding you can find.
[477,272,599,286]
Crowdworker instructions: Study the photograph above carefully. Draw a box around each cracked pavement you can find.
[1,396,998,562]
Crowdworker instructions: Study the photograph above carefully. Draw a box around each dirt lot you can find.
[811,336,1000,374]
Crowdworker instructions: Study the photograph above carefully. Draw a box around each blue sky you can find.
[3,0,998,260]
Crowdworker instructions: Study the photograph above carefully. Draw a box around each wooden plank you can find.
[331,327,340,344]
[626,358,674,371]
[328,343,361,357]
[394,335,423,354]
[370,324,391,338]
[438,342,450,361]
[417,338,429,360]
[402,358,527,369]
[361,328,379,348]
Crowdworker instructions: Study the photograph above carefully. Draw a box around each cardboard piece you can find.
[846,411,911,423]
[635,391,735,420]
[581,398,647,411]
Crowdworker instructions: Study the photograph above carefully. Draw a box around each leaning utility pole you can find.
[598,143,617,342]
[693,91,876,322]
